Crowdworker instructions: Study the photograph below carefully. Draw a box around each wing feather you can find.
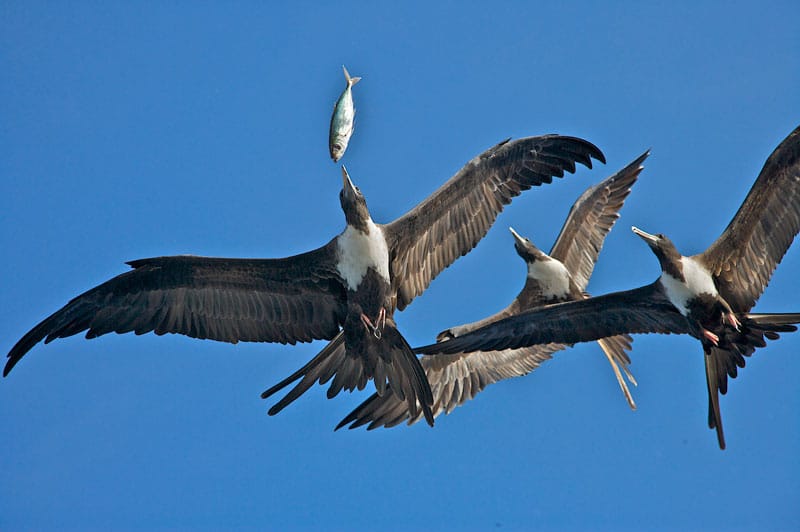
[415,283,692,355]
[384,135,605,310]
[701,125,800,310]
[550,150,649,291]
[337,343,563,430]
[5,244,346,375]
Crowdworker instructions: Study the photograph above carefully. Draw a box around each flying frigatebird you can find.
[5,135,604,426]
[415,125,800,447]
[338,150,648,430]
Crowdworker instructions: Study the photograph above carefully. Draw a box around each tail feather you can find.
[702,312,799,450]
[262,325,434,427]
[596,334,637,410]
[705,349,726,450]
[380,325,434,426]
[374,358,388,396]
[262,332,346,416]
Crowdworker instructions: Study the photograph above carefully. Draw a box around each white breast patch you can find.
[336,219,390,290]
[660,256,718,315]
[528,258,571,299]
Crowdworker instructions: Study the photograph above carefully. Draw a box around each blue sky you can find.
[1,2,798,530]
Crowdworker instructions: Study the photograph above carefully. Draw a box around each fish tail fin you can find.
[342,65,361,86]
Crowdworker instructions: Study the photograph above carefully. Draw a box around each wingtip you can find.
[630,149,651,168]
[585,140,607,165]
[4,347,25,377]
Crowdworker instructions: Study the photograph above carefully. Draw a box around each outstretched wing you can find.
[384,135,605,311]
[337,343,564,430]
[5,243,347,375]
[415,283,692,356]
[701,125,800,311]
[550,150,649,291]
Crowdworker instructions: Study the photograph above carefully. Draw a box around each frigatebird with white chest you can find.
[416,124,800,447]
[338,151,648,430]
[4,134,604,426]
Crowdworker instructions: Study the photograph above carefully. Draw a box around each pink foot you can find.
[361,308,386,339]
[725,312,741,331]
[377,307,386,331]
[702,328,719,346]
[361,313,375,331]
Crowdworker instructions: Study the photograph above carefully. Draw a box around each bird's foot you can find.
[725,312,741,331]
[360,308,386,339]
[702,328,720,346]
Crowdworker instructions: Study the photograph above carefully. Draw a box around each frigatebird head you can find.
[339,166,371,230]
[631,226,682,268]
[509,227,548,263]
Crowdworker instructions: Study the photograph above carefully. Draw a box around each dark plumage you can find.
[5,135,605,427]
[416,125,800,448]
[260,136,604,420]
[338,151,648,430]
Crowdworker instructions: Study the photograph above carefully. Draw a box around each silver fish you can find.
[329,65,361,162]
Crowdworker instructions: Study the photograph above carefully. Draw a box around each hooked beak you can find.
[509,227,527,247]
[341,166,357,200]
[631,226,659,245]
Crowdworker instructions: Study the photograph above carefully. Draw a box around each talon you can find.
[726,313,741,331]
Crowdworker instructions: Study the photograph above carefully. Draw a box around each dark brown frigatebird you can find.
[337,151,648,430]
[4,135,605,426]
[415,124,800,447]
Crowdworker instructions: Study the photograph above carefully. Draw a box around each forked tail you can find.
[262,326,434,427]
[261,332,347,416]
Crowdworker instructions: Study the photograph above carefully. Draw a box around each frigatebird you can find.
[338,151,647,430]
[415,125,800,447]
[5,135,604,426]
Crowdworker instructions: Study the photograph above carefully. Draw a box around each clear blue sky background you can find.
[2,2,798,530]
